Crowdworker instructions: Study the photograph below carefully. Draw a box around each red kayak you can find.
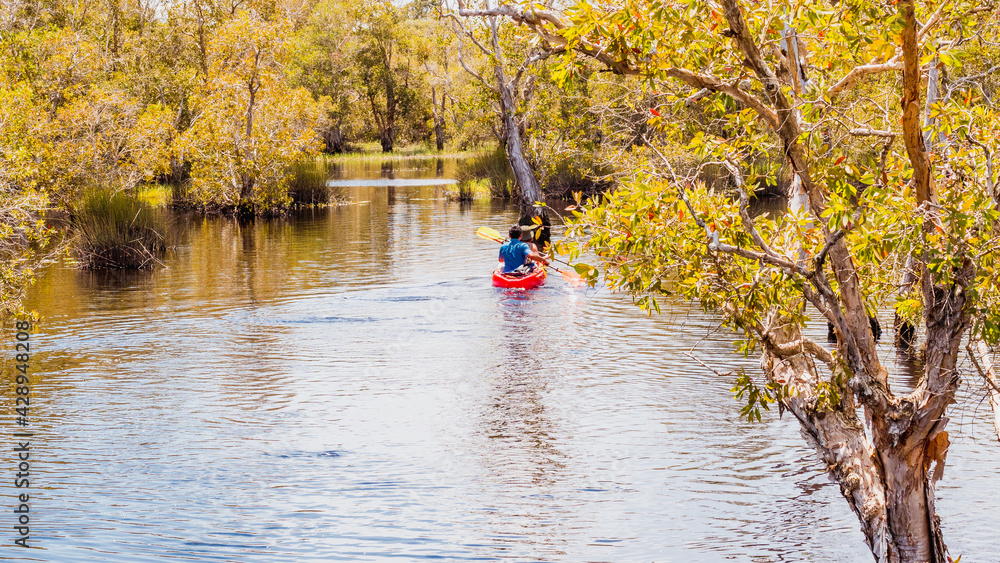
[492,263,547,289]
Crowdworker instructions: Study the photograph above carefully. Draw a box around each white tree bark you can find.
[454,1,547,223]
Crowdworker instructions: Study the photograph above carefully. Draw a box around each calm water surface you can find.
[4,159,998,562]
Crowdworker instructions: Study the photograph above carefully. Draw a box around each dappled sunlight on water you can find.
[3,164,997,561]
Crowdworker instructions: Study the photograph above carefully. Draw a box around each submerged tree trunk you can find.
[760,305,959,563]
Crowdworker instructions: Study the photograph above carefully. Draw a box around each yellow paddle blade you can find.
[480,226,502,239]
[475,226,504,243]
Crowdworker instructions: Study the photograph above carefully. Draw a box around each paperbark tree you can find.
[354,1,420,153]
[411,15,455,152]
[177,12,325,213]
[482,1,1000,561]
[288,0,362,154]
[423,50,449,151]
[450,0,549,234]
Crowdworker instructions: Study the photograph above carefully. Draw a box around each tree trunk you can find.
[432,86,446,151]
[434,121,445,151]
[484,12,547,244]
[238,172,255,216]
[495,68,548,242]
[896,54,942,345]
[323,125,346,153]
[239,72,259,214]
[382,59,396,152]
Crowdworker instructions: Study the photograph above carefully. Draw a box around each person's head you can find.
[508,225,522,240]
[518,228,533,242]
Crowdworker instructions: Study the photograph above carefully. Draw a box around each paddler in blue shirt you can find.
[499,225,550,274]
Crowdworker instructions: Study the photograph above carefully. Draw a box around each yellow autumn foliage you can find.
[177,13,326,211]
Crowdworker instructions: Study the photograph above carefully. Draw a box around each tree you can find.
[412,17,454,151]
[354,1,422,152]
[177,11,325,213]
[288,0,362,153]
[486,1,1000,561]
[451,0,551,233]
[0,83,56,318]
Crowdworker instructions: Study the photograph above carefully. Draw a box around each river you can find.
[4,157,997,562]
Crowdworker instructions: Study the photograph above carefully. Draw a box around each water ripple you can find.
[8,181,993,562]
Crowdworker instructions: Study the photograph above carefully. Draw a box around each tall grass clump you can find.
[456,147,515,199]
[72,189,165,269]
[455,178,493,201]
[335,142,484,161]
[288,160,341,206]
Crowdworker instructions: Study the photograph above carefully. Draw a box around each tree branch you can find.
[967,340,1000,442]
[449,17,492,90]
[828,59,904,101]
[454,2,636,75]
[445,12,494,58]
[513,47,565,88]
[663,68,778,129]
[902,0,937,209]
[849,128,897,138]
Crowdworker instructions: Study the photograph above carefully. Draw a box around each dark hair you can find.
[508,225,521,239]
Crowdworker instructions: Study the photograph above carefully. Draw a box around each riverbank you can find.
[329,142,488,162]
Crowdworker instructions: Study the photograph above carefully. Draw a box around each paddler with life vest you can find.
[498,225,550,275]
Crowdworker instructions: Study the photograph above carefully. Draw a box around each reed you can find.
[287,160,336,206]
[455,178,494,201]
[72,189,165,269]
[456,147,515,199]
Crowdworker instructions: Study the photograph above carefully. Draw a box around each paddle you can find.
[475,226,584,285]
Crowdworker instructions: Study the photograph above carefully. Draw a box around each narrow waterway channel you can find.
[5,159,997,562]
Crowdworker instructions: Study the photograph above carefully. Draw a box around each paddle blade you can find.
[480,226,502,239]
[558,268,585,286]
[475,226,504,243]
